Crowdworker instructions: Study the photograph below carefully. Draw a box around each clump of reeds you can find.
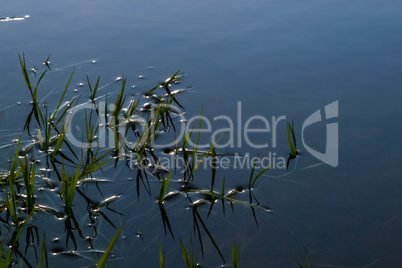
[0,54,286,268]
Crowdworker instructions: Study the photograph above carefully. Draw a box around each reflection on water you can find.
[0,15,30,22]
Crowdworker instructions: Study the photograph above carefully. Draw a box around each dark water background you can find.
[1,0,402,267]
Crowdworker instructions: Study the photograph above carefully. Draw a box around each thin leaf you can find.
[96,225,124,268]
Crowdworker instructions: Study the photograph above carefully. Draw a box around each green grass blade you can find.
[251,165,271,188]
[304,246,311,268]
[287,122,296,156]
[41,233,48,268]
[54,98,76,127]
[191,134,225,175]
[232,243,239,268]
[221,177,226,216]
[145,83,162,97]
[158,171,172,203]
[180,240,193,268]
[248,155,258,189]
[44,55,51,69]
[10,138,21,180]
[290,120,297,149]
[51,68,75,122]
[9,208,36,247]
[18,53,32,92]
[159,242,164,268]
[5,189,17,227]
[96,225,123,268]
[51,122,67,161]
[164,70,180,86]
[112,76,126,118]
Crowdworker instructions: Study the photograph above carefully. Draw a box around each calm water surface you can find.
[1,0,402,267]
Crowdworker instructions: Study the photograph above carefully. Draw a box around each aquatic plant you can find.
[287,120,299,169]
[96,225,124,268]
[287,120,298,157]
[291,247,312,268]
[19,53,75,136]
[145,70,181,97]
[87,75,101,102]
[158,171,173,203]
[19,53,45,134]
[20,156,36,214]
[111,76,127,155]
[232,243,239,268]
[180,239,198,268]
[43,55,51,70]
[61,162,84,249]
[159,242,165,268]
[0,54,281,267]
[248,155,271,190]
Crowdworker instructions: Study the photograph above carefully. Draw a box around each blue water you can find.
[1,0,402,267]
